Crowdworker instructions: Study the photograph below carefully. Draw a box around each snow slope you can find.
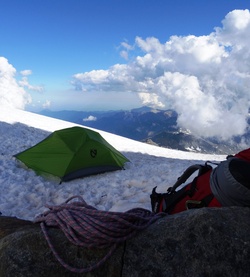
[0,106,226,220]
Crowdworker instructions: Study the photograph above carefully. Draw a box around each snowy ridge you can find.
[0,106,226,220]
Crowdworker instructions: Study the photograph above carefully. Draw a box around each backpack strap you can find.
[151,185,188,213]
[151,162,213,214]
[185,194,214,209]
[167,164,205,193]
[169,163,212,193]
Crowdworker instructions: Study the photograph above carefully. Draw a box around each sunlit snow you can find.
[0,106,226,220]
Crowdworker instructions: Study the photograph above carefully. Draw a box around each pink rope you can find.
[34,195,165,273]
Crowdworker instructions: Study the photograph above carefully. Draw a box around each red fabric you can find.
[169,170,221,215]
[166,148,250,215]
[234,148,250,161]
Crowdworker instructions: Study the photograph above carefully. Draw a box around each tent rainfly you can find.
[14,126,129,182]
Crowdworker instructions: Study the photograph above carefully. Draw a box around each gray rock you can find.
[0,216,34,239]
[0,220,124,277]
[123,207,250,277]
[1,207,250,277]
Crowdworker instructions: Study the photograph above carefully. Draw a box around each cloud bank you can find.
[72,9,250,140]
[0,57,32,109]
[0,57,45,110]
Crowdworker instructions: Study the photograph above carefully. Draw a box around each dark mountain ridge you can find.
[39,107,249,154]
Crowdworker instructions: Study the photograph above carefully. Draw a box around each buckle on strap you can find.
[185,200,202,210]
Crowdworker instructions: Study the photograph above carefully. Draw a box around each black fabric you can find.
[201,193,214,206]
[229,159,250,189]
[151,186,188,213]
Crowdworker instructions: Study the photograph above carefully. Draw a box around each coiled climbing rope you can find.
[34,195,165,273]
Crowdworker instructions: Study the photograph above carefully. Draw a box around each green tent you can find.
[14,126,129,182]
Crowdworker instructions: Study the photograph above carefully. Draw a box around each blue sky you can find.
[2,0,244,73]
[1,0,250,139]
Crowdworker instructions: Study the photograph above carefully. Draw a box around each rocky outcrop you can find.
[1,207,250,277]
[0,217,123,277]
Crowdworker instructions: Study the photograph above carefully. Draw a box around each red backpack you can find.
[150,148,250,215]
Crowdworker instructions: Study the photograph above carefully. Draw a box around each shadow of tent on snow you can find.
[14,126,129,182]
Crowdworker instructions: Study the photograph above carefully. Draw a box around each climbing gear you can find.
[34,195,165,273]
[150,161,221,214]
[151,148,250,215]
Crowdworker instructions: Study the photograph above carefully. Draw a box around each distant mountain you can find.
[38,107,249,154]
[39,107,178,141]
[144,131,241,154]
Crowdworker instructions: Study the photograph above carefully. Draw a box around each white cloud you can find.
[42,100,51,109]
[18,76,43,92]
[138,92,164,108]
[83,115,97,122]
[120,50,129,60]
[119,41,134,60]
[72,9,250,140]
[221,9,250,31]
[20,69,32,76]
[18,69,43,92]
[0,57,32,109]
